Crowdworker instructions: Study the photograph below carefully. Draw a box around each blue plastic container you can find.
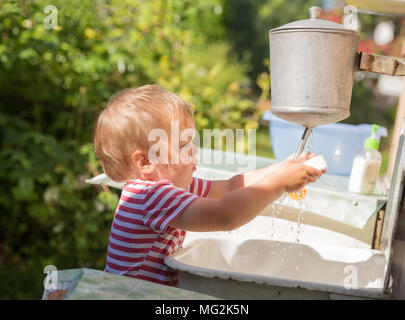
[262,111,387,176]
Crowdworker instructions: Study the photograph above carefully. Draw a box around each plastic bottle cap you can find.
[364,124,380,150]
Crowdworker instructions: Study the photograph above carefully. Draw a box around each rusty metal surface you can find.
[359,52,405,76]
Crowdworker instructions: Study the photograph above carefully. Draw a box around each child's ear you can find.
[131,150,153,173]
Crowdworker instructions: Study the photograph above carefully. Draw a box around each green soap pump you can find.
[348,124,382,194]
[364,124,380,150]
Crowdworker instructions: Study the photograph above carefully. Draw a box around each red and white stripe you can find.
[105,177,211,286]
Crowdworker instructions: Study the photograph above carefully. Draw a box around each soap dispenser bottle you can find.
[348,124,382,195]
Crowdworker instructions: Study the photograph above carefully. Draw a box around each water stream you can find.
[271,129,314,243]
[294,129,313,242]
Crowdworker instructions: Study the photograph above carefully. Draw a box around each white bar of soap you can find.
[304,155,328,171]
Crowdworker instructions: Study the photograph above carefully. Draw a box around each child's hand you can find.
[172,154,323,232]
[285,152,327,174]
[275,158,323,193]
[268,152,318,175]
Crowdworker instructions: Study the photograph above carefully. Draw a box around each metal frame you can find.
[381,118,405,292]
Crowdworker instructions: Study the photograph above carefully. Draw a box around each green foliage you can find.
[225,0,319,83]
[0,0,258,298]
[346,79,396,129]
[1,0,396,299]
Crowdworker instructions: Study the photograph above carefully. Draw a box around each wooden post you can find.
[388,41,405,179]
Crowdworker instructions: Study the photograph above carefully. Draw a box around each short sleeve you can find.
[142,181,199,233]
[187,177,212,198]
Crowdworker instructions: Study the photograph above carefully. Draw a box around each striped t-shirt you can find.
[105,177,212,286]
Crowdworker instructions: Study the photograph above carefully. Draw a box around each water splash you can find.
[269,196,284,238]
[295,129,314,242]
[269,132,313,244]
[296,201,305,243]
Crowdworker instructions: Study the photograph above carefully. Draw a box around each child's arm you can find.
[170,159,323,232]
[207,152,317,199]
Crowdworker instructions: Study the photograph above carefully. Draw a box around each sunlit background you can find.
[1,0,404,298]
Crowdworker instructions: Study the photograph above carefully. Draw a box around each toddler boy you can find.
[93,85,323,286]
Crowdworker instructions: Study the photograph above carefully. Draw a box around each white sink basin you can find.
[165,216,387,299]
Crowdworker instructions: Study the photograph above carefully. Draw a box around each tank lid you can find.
[269,6,359,35]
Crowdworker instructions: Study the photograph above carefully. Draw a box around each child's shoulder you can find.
[123,178,173,193]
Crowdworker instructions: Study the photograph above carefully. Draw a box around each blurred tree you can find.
[1,0,399,299]
[224,0,319,87]
[0,0,258,298]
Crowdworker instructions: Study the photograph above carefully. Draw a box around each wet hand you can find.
[276,159,323,192]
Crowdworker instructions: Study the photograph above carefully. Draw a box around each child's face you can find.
[151,120,198,189]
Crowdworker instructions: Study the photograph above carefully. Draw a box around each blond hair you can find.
[94,85,194,182]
